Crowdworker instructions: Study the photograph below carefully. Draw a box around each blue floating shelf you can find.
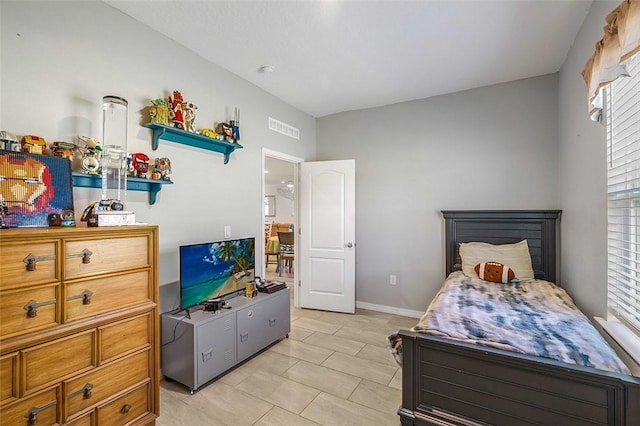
[71,172,173,205]
[144,123,242,164]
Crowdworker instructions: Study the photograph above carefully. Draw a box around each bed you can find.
[394,210,640,426]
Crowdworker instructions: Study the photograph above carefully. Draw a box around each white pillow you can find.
[459,240,534,281]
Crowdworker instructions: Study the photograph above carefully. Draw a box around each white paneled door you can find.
[299,160,355,313]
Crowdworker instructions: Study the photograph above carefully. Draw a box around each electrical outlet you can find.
[224,226,231,238]
[390,274,397,286]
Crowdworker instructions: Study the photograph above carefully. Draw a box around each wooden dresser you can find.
[0,224,159,425]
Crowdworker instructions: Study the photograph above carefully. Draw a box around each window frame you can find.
[605,51,640,337]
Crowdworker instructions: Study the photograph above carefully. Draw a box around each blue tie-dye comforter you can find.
[400,271,630,374]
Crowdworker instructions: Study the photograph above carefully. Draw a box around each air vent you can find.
[268,117,300,140]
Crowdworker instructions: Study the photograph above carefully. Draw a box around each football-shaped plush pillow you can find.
[474,262,515,283]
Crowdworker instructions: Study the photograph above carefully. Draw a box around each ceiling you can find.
[105,0,593,118]
[264,156,295,186]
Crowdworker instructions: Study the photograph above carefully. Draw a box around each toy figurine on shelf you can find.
[230,107,241,144]
[131,152,150,178]
[148,98,170,126]
[75,136,102,174]
[153,157,172,181]
[0,131,21,151]
[49,141,76,160]
[167,90,185,130]
[20,135,47,155]
[183,102,198,133]
[215,122,233,143]
[199,128,218,139]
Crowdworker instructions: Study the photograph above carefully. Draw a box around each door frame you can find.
[262,148,303,307]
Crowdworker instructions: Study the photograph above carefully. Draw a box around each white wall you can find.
[0,1,316,312]
[558,1,612,319]
[317,75,560,312]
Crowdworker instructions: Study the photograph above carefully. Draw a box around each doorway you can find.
[262,149,302,305]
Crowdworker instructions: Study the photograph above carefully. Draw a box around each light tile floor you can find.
[157,264,418,425]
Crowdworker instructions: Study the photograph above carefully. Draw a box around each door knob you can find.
[346,242,353,248]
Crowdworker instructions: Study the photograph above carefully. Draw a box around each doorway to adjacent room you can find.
[262,150,300,293]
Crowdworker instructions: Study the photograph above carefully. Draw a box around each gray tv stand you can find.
[161,288,290,393]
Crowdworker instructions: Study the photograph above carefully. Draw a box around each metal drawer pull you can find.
[121,404,132,414]
[22,253,55,272]
[67,289,93,305]
[68,382,93,400]
[23,299,56,318]
[24,400,56,425]
[67,248,93,264]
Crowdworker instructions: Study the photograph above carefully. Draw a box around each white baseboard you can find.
[356,300,423,318]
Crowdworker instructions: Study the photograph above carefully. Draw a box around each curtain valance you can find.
[582,0,640,120]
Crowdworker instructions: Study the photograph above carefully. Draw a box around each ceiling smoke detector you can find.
[258,65,274,74]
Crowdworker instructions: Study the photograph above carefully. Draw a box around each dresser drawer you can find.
[0,284,60,340]
[64,236,149,280]
[65,271,151,323]
[23,330,96,395]
[0,352,18,405]
[64,410,94,426]
[97,382,150,426]
[64,350,150,419]
[0,241,58,290]
[0,386,59,426]
[99,313,151,364]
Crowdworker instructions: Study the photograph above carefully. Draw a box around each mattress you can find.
[408,271,630,374]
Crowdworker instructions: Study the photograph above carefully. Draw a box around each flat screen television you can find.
[179,237,255,310]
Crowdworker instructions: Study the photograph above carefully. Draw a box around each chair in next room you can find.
[278,231,294,276]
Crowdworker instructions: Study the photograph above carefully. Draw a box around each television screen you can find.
[179,237,255,310]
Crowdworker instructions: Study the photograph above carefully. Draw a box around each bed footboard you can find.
[398,330,640,426]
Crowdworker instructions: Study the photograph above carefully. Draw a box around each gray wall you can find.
[0,1,615,319]
[317,75,560,313]
[0,1,316,313]
[558,1,611,319]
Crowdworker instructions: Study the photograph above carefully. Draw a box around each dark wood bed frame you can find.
[398,210,640,426]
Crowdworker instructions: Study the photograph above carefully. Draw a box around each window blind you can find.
[607,52,640,334]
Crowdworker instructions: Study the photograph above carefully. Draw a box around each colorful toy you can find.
[0,131,20,151]
[148,98,170,126]
[47,212,62,226]
[131,152,150,178]
[199,128,218,139]
[183,102,198,133]
[167,91,185,130]
[49,141,76,160]
[230,107,240,143]
[153,157,172,181]
[76,136,102,174]
[81,198,124,226]
[20,135,47,155]
[245,281,257,298]
[60,209,76,227]
[215,122,233,142]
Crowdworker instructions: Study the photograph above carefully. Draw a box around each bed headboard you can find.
[442,210,561,283]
